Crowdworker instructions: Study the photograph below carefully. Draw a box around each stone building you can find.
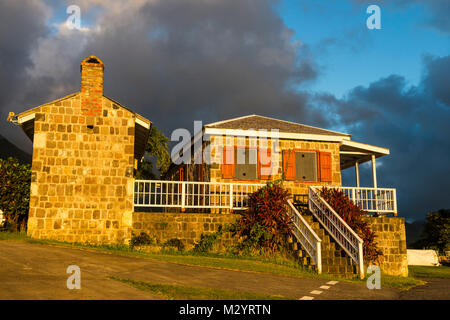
[166,114,390,199]
[6,58,408,277]
[164,115,408,276]
[8,56,151,244]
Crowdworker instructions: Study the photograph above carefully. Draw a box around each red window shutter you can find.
[222,146,234,179]
[282,150,295,180]
[197,164,203,181]
[259,149,272,179]
[319,152,332,182]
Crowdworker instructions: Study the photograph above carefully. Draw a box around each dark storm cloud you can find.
[0,0,49,117]
[75,0,320,135]
[314,55,450,221]
[413,0,450,33]
[0,1,63,152]
[0,0,321,150]
[422,54,450,106]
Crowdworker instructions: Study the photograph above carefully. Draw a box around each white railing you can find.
[134,180,265,210]
[326,186,397,216]
[286,200,322,274]
[309,186,364,279]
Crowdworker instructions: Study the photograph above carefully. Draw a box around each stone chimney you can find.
[80,56,104,116]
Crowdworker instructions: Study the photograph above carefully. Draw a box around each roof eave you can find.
[339,140,390,170]
[204,127,351,142]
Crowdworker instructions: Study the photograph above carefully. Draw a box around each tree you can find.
[413,209,450,253]
[0,157,31,231]
[136,126,171,179]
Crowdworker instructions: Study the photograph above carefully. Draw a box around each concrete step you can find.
[321,242,336,251]
[289,208,359,278]
[320,250,344,259]
[322,264,357,275]
[322,256,349,266]
[326,272,359,280]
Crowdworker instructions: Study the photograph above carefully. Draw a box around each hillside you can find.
[405,220,426,247]
[0,135,32,164]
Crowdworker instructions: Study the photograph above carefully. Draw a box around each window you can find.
[282,149,332,182]
[221,147,272,180]
[295,151,317,181]
[234,148,258,180]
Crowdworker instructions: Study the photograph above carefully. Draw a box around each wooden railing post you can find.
[371,155,379,215]
[393,189,398,217]
[132,180,136,211]
[181,182,186,211]
[358,241,364,279]
[316,241,322,274]
[229,183,234,210]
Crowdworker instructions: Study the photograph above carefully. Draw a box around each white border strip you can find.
[205,128,350,142]
[341,139,389,155]
[18,113,35,124]
[135,118,150,130]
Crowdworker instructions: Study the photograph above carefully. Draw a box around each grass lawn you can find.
[0,231,28,241]
[408,265,450,279]
[110,276,290,300]
[380,273,425,290]
[0,231,426,290]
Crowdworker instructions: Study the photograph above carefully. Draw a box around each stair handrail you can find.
[286,199,322,274]
[308,186,364,279]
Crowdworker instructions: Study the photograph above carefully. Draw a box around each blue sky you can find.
[276,0,449,98]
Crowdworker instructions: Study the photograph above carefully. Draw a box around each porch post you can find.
[355,161,360,188]
[371,155,377,188]
[371,154,379,214]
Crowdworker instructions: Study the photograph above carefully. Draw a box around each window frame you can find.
[232,145,259,181]
[284,148,321,183]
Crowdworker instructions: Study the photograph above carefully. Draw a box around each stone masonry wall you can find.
[132,212,240,250]
[27,94,136,244]
[363,216,408,277]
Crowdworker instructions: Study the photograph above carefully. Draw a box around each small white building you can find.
[407,249,440,266]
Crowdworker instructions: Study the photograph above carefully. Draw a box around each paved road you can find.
[0,241,446,300]
[398,277,450,300]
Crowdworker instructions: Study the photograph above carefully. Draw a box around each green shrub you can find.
[0,157,31,231]
[319,187,382,263]
[230,222,272,255]
[130,232,155,248]
[230,182,291,254]
[193,227,224,253]
[163,238,185,251]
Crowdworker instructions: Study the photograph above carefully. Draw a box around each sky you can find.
[0,0,448,222]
